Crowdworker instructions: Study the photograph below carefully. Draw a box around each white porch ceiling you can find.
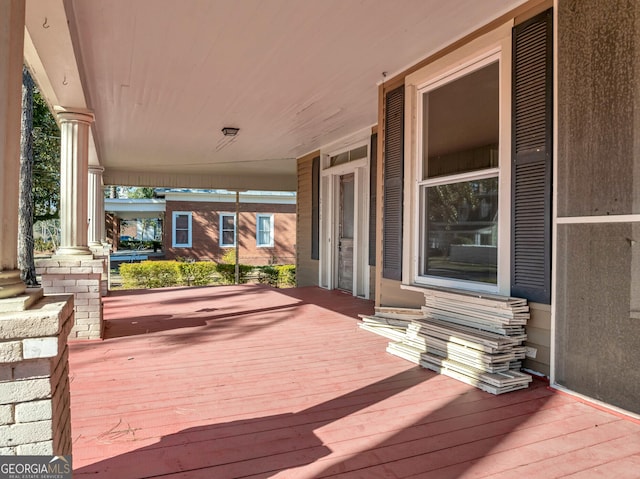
[24,0,527,191]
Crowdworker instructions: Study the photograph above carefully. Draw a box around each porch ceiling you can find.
[24,0,527,190]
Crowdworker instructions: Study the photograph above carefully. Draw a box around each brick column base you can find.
[89,245,111,297]
[0,292,74,455]
[37,257,106,340]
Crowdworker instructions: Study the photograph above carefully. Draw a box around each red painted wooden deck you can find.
[69,285,640,478]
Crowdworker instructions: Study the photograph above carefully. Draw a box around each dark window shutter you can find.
[311,155,320,260]
[511,9,553,304]
[383,86,404,280]
[369,133,378,266]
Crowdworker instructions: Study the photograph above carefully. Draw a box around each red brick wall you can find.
[164,201,296,265]
[105,213,120,250]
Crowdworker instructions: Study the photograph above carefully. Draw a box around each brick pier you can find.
[37,257,106,340]
[0,291,74,455]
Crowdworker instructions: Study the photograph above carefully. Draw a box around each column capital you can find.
[88,165,105,174]
[54,106,94,124]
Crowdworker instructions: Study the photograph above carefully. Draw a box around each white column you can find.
[0,0,26,299]
[88,166,105,246]
[55,107,95,256]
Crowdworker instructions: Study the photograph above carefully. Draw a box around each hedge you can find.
[178,261,218,286]
[118,260,296,289]
[257,264,296,287]
[215,263,253,285]
[119,261,182,289]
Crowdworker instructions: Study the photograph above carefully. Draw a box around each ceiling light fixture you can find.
[221,127,240,137]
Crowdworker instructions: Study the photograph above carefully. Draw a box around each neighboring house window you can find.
[220,213,236,247]
[172,212,192,247]
[413,50,506,293]
[256,214,274,247]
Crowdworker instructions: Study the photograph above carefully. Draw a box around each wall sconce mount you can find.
[221,127,240,137]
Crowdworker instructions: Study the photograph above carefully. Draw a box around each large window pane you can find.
[423,177,498,284]
[175,215,188,229]
[257,215,273,247]
[175,230,188,245]
[424,62,499,179]
[222,231,234,245]
[220,214,236,247]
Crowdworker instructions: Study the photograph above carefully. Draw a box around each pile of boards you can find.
[359,288,532,395]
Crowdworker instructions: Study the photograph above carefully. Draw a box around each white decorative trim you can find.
[318,135,371,299]
[404,28,511,296]
[550,383,640,421]
[219,212,236,248]
[256,214,274,247]
[550,0,560,391]
[172,211,192,248]
[556,214,640,224]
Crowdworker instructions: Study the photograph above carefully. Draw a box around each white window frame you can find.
[219,213,236,248]
[403,22,512,296]
[256,214,274,247]
[172,211,192,248]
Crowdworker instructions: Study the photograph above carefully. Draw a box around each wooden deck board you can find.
[69,285,640,478]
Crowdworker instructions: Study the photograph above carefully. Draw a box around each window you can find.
[220,213,236,247]
[417,57,501,289]
[256,214,274,247]
[329,145,368,167]
[172,212,192,248]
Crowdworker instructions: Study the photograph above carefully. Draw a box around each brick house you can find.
[161,189,296,265]
[105,190,296,265]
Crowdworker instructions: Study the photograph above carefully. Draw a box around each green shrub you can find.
[257,266,279,286]
[34,237,54,252]
[178,261,217,286]
[119,261,181,288]
[215,263,253,284]
[276,264,296,287]
[220,249,237,265]
[256,264,295,287]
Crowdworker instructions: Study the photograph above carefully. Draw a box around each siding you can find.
[523,304,550,375]
[296,152,320,286]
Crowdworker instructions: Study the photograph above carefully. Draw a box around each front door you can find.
[338,174,354,292]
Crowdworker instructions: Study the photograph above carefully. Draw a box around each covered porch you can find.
[70,285,640,478]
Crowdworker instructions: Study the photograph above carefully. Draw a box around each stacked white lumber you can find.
[414,287,532,394]
[358,307,426,342]
[358,287,532,395]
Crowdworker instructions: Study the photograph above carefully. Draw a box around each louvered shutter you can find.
[311,156,320,260]
[369,133,378,266]
[511,9,553,304]
[383,86,404,281]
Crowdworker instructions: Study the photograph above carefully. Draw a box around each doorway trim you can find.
[319,129,371,298]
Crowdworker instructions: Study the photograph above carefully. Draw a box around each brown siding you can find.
[163,200,296,265]
[296,151,320,286]
[523,304,551,376]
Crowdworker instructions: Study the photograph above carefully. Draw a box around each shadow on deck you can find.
[69,285,640,478]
